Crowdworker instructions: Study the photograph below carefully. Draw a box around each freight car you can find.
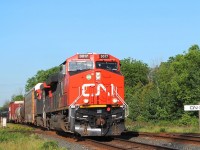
[23,83,42,124]
[8,101,24,123]
[23,53,128,136]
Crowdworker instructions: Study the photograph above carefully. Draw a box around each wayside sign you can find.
[184,105,200,111]
[184,104,200,130]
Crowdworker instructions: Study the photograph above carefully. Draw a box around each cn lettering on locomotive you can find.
[11,53,129,136]
[82,83,115,97]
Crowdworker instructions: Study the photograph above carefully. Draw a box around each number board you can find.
[99,54,110,59]
[78,54,90,59]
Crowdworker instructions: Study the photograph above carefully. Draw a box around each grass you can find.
[1,120,198,149]
[125,119,200,133]
[0,124,65,150]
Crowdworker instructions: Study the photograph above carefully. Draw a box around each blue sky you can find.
[0,1,200,106]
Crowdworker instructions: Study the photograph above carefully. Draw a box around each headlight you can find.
[96,72,101,80]
[86,74,92,80]
[83,99,89,104]
[112,98,118,104]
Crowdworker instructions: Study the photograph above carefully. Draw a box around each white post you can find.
[2,117,7,128]
[0,117,2,127]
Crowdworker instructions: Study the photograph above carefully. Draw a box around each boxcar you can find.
[24,83,42,124]
[8,101,24,123]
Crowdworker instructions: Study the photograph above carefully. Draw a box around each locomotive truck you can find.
[21,53,128,136]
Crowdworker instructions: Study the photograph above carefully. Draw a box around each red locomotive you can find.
[20,53,128,136]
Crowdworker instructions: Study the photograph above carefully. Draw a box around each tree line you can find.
[121,45,200,124]
[1,45,200,124]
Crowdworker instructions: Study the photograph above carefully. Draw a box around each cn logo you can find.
[82,84,115,97]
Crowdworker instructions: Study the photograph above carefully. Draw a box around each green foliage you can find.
[153,44,200,120]
[126,120,199,133]
[0,124,34,143]
[41,141,59,150]
[0,124,65,150]
[0,100,10,111]
[7,124,34,132]
[25,66,60,92]
[121,44,200,123]
[0,131,26,143]
[121,58,149,87]
[11,94,24,101]
[159,128,166,132]
[178,113,198,126]
[120,58,150,121]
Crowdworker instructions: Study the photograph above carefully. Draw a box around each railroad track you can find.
[86,138,178,150]
[9,124,200,149]
[122,131,200,145]
[141,132,200,142]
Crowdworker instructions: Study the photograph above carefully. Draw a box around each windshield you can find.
[96,61,118,70]
[69,61,93,71]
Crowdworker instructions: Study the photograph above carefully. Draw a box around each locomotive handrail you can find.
[114,89,129,118]
[69,87,84,108]
[68,87,86,123]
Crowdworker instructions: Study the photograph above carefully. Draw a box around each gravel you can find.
[128,136,200,150]
[37,133,92,150]
[37,132,200,150]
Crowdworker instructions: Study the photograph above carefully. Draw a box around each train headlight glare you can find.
[83,99,89,104]
[112,98,118,104]
[96,72,101,80]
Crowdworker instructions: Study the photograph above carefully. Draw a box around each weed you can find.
[41,141,59,150]
[0,124,64,150]
[159,128,166,132]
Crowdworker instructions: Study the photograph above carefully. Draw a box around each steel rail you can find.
[114,138,178,150]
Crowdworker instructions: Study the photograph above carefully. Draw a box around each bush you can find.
[159,128,166,132]
[136,115,147,122]
[41,141,59,150]
[179,113,198,126]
